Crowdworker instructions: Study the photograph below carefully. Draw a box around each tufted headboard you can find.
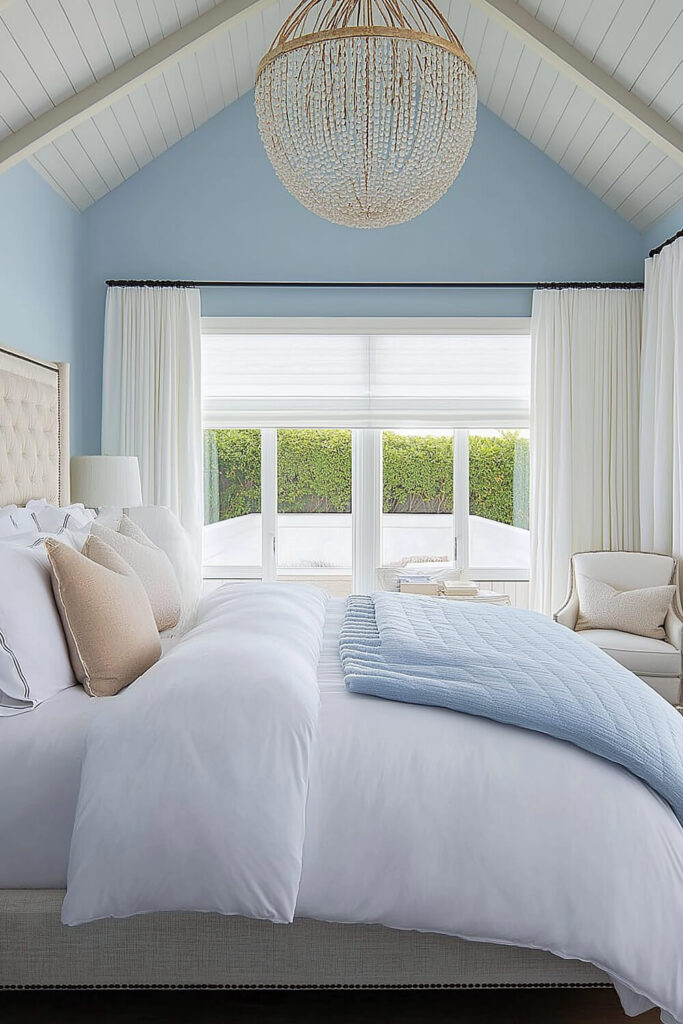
[0,345,70,508]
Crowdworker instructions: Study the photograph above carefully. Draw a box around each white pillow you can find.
[0,534,77,715]
[26,499,96,533]
[96,506,200,633]
[575,574,676,641]
[88,517,182,632]
[0,505,39,536]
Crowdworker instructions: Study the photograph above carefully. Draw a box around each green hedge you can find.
[204,429,529,529]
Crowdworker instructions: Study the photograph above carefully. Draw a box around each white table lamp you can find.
[70,456,143,509]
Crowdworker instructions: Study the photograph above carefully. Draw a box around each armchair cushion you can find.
[575,574,676,640]
[579,629,681,678]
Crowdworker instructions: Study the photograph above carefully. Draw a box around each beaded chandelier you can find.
[254,0,477,229]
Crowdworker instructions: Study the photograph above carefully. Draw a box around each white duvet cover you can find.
[62,584,327,925]
[62,586,683,1023]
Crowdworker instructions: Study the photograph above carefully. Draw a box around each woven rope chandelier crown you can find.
[254,0,477,229]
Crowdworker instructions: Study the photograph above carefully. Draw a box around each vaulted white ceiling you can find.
[0,0,681,231]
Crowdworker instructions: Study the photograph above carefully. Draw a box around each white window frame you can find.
[201,317,531,587]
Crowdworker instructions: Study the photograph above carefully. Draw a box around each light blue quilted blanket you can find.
[340,593,683,824]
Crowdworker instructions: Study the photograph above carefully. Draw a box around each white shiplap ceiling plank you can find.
[631,171,683,231]
[228,22,254,95]
[174,0,203,28]
[59,0,117,80]
[589,0,659,78]
[514,59,558,138]
[197,41,227,119]
[543,87,593,164]
[571,0,626,61]
[0,18,52,118]
[617,155,681,220]
[25,0,96,94]
[612,0,682,92]
[475,17,507,106]
[460,3,489,72]
[162,63,196,136]
[245,9,267,75]
[558,101,612,175]
[600,140,665,209]
[89,4,134,69]
[573,114,630,187]
[175,51,209,127]
[651,61,683,126]
[113,0,154,56]
[29,152,80,209]
[628,15,683,108]
[0,0,275,173]
[485,33,525,117]
[72,117,125,190]
[32,139,95,209]
[127,85,167,158]
[498,46,541,124]
[91,105,140,179]
[585,126,648,196]
[260,0,282,49]
[145,75,182,149]
[134,0,165,47]
[1,3,74,106]
[528,0,565,33]
[551,0,593,43]
[107,93,154,168]
[530,75,576,152]
[0,68,33,133]
[152,0,182,35]
[212,31,239,109]
[53,130,109,200]
[445,0,469,37]
[471,0,683,166]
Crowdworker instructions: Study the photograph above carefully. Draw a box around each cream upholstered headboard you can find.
[0,345,70,507]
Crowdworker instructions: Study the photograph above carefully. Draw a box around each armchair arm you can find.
[665,604,683,653]
[554,589,579,630]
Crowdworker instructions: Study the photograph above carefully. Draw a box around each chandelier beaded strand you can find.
[254,0,477,229]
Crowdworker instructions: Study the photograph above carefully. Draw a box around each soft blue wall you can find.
[84,94,645,447]
[0,163,89,453]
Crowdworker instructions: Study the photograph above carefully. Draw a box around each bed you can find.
[4,343,683,1022]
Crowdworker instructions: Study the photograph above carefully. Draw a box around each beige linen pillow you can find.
[45,538,161,697]
[575,574,676,640]
[87,516,181,632]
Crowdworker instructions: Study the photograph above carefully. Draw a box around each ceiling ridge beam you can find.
[0,0,275,176]
[469,0,683,168]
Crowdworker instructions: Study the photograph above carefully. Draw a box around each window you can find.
[202,319,530,595]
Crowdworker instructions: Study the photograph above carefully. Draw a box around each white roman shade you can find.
[202,332,530,428]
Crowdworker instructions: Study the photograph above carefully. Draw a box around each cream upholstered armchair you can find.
[554,551,683,705]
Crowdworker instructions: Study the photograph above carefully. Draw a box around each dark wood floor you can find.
[0,989,661,1024]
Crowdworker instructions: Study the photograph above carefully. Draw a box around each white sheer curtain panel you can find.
[640,236,683,560]
[530,288,642,615]
[102,286,203,563]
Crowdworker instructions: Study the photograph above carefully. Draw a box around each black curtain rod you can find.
[649,227,683,258]
[105,279,644,290]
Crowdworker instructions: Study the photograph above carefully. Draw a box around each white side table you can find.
[440,589,511,606]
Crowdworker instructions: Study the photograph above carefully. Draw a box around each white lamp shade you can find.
[70,456,142,508]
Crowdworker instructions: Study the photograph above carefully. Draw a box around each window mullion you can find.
[352,428,381,595]
[454,428,470,573]
[261,428,278,582]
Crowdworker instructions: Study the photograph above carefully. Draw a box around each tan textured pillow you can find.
[45,538,161,697]
[575,574,676,640]
[88,516,181,632]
